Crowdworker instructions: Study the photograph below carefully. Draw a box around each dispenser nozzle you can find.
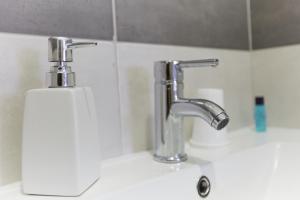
[48,37,98,63]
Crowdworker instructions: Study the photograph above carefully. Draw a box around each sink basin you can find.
[1,127,300,199]
[188,127,300,200]
[205,142,300,200]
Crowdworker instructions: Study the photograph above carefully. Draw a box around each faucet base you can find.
[153,153,188,163]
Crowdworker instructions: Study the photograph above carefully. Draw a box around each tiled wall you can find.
[0,0,253,186]
[0,0,113,40]
[252,44,300,128]
[250,0,300,129]
[116,0,249,49]
[251,0,300,49]
[0,0,249,49]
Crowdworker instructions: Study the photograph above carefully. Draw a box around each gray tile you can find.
[251,0,300,49]
[0,0,113,40]
[116,0,249,49]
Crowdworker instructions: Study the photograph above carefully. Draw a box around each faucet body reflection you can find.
[154,59,229,163]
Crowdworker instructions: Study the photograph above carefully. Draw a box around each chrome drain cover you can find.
[197,176,211,198]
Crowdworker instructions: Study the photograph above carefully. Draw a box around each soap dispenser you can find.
[22,37,100,196]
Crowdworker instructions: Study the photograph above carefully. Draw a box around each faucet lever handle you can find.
[154,58,219,83]
[178,59,219,68]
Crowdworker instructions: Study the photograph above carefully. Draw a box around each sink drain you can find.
[197,176,211,198]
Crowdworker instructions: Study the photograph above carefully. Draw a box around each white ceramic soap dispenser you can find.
[22,37,100,196]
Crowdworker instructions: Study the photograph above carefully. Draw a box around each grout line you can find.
[111,0,127,154]
[246,0,255,115]
[112,0,118,42]
[246,0,253,51]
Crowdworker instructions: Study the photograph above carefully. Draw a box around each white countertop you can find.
[0,152,196,200]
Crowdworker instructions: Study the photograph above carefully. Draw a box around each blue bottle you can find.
[255,96,266,132]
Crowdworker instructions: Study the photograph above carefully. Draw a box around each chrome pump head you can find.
[47,37,97,88]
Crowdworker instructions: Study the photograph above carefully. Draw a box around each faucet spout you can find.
[171,99,229,130]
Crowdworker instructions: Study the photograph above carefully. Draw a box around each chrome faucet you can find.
[153,59,229,163]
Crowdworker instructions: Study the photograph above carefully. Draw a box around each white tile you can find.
[252,44,300,128]
[75,41,122,159]
[0,33,121,185]
[117,42,253,153]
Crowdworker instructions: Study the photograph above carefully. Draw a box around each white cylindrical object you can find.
[190,88,230,148]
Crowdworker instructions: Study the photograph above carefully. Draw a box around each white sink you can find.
[1,127,300,199]
[188,127,300,200]
[203,142,300,200]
